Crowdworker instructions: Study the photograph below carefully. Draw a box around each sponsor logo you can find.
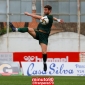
[24,56,68,62]
[21,62,85,76]
[27,63,74,76]
[75,64,85,76]
[80,52,85,57]
[0,53,13,62]
[79,52,85,62]
[0,63,20,76]
[13,52,79,62]
[32,77,54,85]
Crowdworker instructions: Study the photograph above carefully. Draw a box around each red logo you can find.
[24,56,36,62]
[13,52,79,62]
[24,56,68,62]
[32,77,54,85]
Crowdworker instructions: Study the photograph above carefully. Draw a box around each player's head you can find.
[44,5,52,15]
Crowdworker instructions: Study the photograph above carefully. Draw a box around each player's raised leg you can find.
[9,22,36,38]
[40,43,47,71]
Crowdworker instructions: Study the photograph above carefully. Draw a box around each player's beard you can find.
[44,13,49,15]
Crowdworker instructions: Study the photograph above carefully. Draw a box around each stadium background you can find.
[0,0,85,85]
[0,0,85,60]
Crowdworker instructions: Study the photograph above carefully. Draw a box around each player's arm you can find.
[24,12,42,19]
[53,17,64,23]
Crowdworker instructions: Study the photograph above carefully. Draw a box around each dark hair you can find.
[44,5,52,10]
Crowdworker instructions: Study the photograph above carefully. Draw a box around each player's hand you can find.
[24,12,30,16]
[59,19,64,23]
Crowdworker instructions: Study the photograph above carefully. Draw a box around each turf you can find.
[0,76,85,85]
[0,76,32,85]
[54,76,85,85]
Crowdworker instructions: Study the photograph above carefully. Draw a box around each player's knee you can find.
[28,27,34,32]
[28,27,31,31]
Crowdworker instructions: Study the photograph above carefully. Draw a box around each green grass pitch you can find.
[0,76,85,85]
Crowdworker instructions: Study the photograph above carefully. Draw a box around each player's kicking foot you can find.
[43,63,47,71]
[9,22,16,32]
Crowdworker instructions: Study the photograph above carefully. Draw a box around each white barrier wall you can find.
[0,32,85,52]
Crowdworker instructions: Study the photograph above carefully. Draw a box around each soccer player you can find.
[9,5,64,71]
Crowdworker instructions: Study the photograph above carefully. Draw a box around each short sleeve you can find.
[46,15,53,23]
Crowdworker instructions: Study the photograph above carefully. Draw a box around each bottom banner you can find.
[32,77,54,85]
[21,62,85,76]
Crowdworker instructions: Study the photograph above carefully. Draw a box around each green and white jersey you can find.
[37,15,53,34]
